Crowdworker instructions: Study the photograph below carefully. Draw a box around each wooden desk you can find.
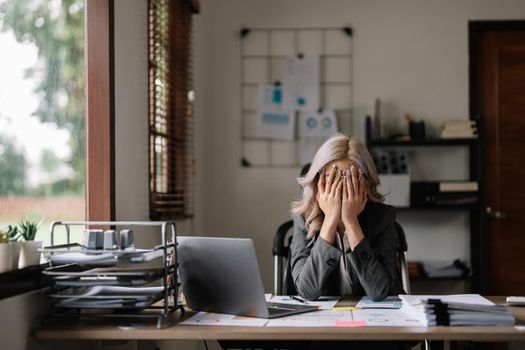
[34,297,525,342]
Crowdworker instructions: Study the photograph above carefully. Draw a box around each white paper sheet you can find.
[399,294,494,307]
[283,56,320,111]
[356,296,403,309]
[180,312,268,327]
[298,110,338,139]
[270,296,340,310]
[266,310,354,327]
[351,309,425,327]
[246,84,295,140]
[47,252,117,264]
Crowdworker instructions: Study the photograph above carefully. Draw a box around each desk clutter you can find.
[400,294,515,326]
[181,294,515,328]
[40,221,182,328]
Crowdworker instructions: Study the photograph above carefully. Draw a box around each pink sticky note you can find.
[335,320,367,327]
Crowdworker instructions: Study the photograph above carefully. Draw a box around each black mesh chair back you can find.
[272,220,411,295]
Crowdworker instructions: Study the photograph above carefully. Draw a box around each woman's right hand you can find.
[317,166,343,223]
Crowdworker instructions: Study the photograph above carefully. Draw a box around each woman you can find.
[290,133,403,301]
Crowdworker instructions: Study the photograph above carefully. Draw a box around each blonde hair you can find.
[291,133,384,239]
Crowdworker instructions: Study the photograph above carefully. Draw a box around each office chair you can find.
[272,219,412,296]
[272,219,434,350]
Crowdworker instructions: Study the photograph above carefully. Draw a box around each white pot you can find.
[0,243,21,273]
[18,241,42,268]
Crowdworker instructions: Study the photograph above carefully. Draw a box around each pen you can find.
[291,295,308,304]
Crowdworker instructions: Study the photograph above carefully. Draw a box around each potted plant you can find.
[18,218,43,268]
[0,226,21,273]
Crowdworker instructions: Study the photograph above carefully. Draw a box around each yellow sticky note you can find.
[332,307,359,312]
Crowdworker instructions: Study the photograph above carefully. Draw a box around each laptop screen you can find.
[177,236,269,317]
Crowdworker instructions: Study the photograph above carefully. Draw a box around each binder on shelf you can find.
[420,259,471,278]
[440,120,478,139]
[410,181,479,207]
[439,181,478,192]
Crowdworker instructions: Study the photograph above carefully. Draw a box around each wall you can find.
[194,0,525,291]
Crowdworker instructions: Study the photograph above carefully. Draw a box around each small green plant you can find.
[18,218,43,241]
[6,225,20,242]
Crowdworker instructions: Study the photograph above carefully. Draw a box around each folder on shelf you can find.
[410,181,479,206]
[421,259,471,278]
[439,181,478,192]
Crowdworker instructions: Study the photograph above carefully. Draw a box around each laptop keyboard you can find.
[267,302,303,314]
[267,307,286,315]
[265,301,318,318]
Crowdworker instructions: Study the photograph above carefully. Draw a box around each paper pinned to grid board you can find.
[283,55,320,111]
[245,84,295,140]
[298,110,338,164]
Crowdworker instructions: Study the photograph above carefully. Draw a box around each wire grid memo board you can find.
[240,26,353,168]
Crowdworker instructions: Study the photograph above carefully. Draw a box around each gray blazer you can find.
[290,201,403,301]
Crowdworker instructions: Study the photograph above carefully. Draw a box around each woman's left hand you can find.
[342,165,367,226]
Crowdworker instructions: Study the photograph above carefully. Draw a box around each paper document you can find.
[283,55,320,111]
[52,286,164,309]
[399,294,494,306]
[270,295,340,310]
[266,310,353,327]
[356,296,403,309]
[351,308,424,327]
[47,252,117,264]
[298,110,338,139]
[180,312,268,327]
[399,294,514,326]
[247,84,295,140]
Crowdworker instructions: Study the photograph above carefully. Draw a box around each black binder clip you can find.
[428,299,450,326]
[240,28,251,38]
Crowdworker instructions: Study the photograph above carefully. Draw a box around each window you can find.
[0,0,85,244]
[148,0,199,219]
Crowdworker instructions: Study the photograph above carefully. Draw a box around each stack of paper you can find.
[421,259,470,278]
[440,120,477,139]
[399,294,515,326]
[50,286,164,309]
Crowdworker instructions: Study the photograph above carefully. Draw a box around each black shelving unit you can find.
[369,138,478,147]
[365,116,486,294]
[396,205,482,211]
[410,276,472,281]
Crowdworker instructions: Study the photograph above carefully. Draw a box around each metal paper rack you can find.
[41,221,183,328]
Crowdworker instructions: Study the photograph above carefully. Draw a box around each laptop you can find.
[177,236,318,318]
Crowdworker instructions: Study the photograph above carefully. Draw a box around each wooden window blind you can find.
[148,0,199,219]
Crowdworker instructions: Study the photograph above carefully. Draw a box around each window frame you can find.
[85,0,115,221]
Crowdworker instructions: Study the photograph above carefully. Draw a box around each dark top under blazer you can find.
[290,201,403,301]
